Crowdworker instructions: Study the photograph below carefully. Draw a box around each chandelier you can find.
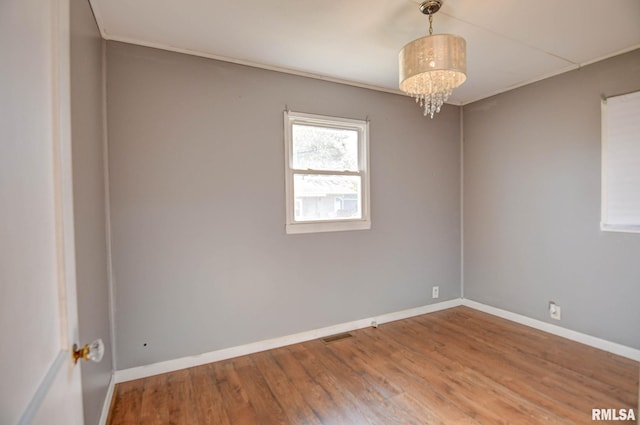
[399,0,467,118]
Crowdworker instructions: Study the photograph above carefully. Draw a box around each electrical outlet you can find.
[549,301,561,320]
[432,286,439,299]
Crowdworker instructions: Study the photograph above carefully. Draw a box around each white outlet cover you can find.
[432,286,439,298]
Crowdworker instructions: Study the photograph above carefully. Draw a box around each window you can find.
[284,110,370,234]
[601,90,640,233]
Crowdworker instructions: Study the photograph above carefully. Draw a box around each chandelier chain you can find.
[428,14,433,35]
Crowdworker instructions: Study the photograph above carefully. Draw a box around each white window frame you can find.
[601,90,640,233]
[284,110,371,235]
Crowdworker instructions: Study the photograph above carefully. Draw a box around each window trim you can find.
[601,91,640,234]
[284,110,371,234]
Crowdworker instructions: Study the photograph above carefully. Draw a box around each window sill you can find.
[286,219,371,235]
[600,223,640,234]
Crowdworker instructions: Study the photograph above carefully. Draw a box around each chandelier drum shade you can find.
[399,0,467,118]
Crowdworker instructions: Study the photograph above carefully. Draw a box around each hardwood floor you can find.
[107,307,639,424]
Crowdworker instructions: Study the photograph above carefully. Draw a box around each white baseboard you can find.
[462,299,640,362]
[111,297,639,385]
[98,374,116,425]
[113,298,463,383]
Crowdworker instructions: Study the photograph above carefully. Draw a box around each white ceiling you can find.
[89,0,640,105]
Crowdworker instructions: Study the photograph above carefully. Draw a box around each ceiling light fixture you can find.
[399,0,467,118]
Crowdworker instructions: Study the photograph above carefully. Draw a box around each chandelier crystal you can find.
[399,0,467,118]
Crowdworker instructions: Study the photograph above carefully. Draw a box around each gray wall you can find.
[70,0,113,423]
[106,42,462,369]
[463,49,640,349]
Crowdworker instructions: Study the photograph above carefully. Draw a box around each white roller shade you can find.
[601,90,640,232]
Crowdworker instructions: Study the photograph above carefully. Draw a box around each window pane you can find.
[293,174,361,221]
[292,124,358,171]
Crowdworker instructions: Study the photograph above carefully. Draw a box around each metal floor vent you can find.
[322,332,353,343]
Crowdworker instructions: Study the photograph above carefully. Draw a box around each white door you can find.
[0,0,85,424]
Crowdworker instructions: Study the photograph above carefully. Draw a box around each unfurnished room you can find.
[2,0,639,424]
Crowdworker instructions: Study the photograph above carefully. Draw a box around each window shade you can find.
[602,90,640,232]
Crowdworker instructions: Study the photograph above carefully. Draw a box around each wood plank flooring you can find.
[107,307,639,424]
